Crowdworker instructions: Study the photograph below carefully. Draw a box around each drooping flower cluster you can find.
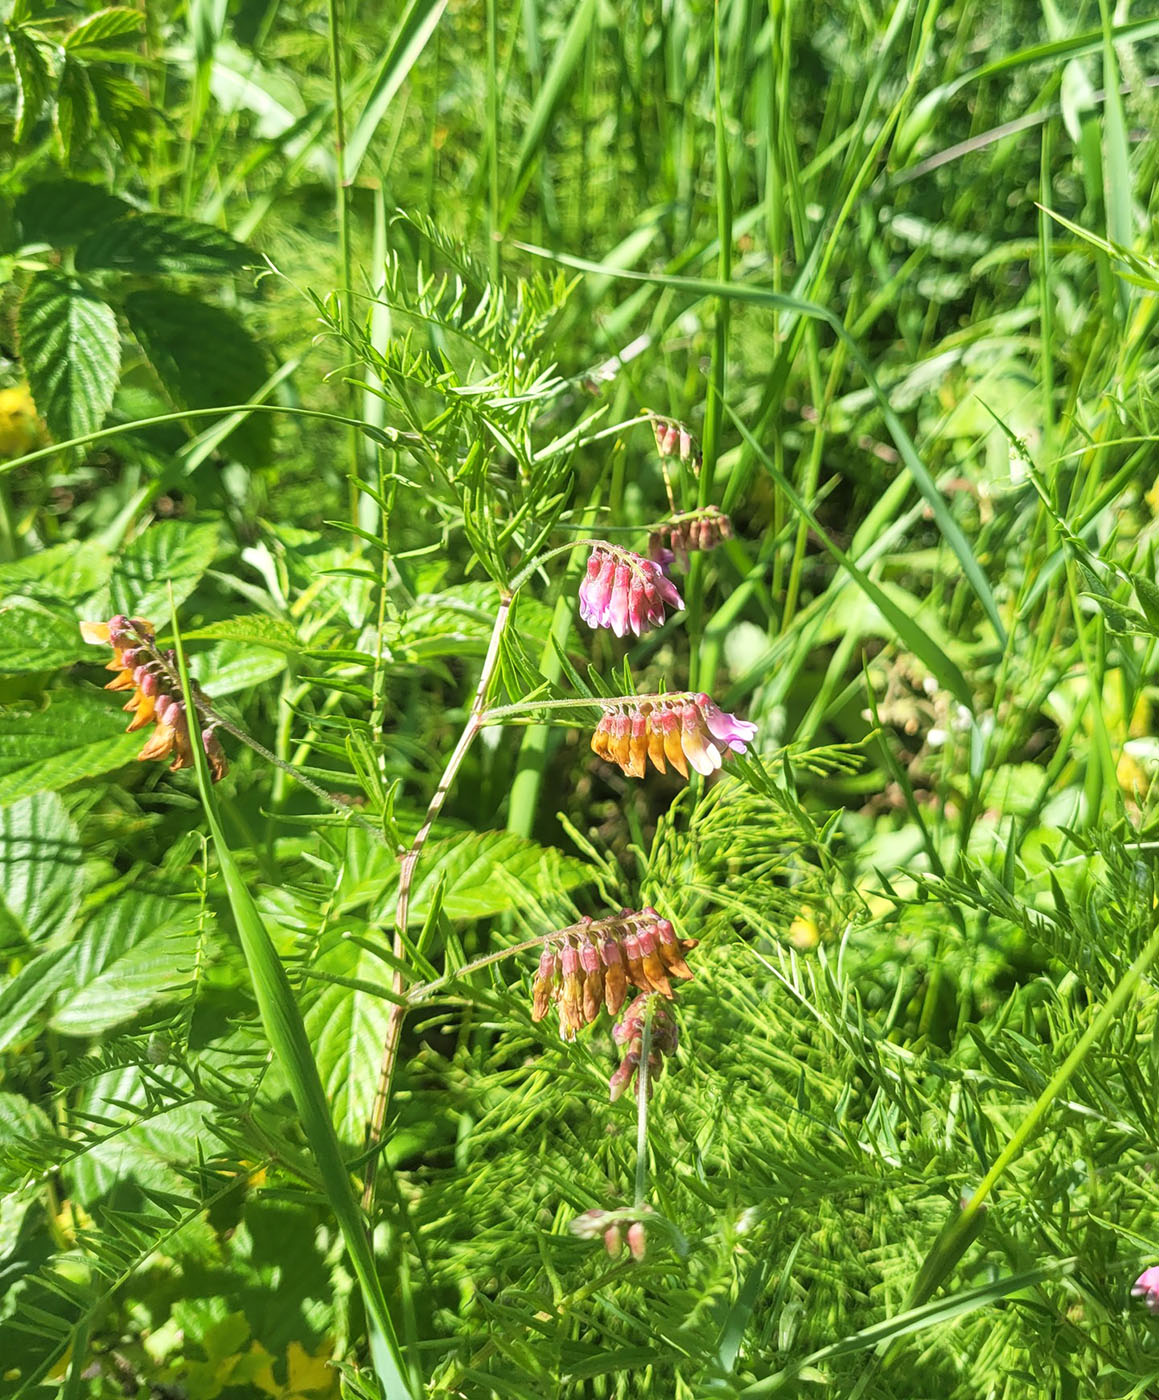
[578,544,684,638]
[591,692,757,778]
[570,1205,653,1260]
[648,506,733,573]
[609,994,679,1102]
[80,615,228,782]
[651,414,701,468]
[530,908,696,1040]
[1133,1267,1159,1313]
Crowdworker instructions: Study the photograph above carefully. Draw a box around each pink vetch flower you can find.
[1133,1267,1159,1313]
[591,692,757,779]
[578,544,684,638]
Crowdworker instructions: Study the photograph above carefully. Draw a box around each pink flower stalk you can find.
[591,692,757,779]
[1133,1267,1159,1313]
[578,544,684,638]
[609,993,678,1102]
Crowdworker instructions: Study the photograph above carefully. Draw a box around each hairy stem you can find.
[361,592,513,1210]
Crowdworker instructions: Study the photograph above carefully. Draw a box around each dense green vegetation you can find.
[5,0,1159,1395]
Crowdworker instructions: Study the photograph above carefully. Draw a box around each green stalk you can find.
[688,0,733,694]
[169,593,413,1400]
[328,0,363,532]
[486,0,500,282]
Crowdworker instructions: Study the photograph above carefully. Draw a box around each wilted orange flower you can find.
[80,615,228,782]
[530,908,695,1041]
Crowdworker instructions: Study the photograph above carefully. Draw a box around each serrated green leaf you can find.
[17,272,120,443]
[193,639,287,697]
[15,181,130,248]
[108,520,221,617]
[0,689,142,807]
[56,55,99,159]
[0,599,90,673]
[76,214,253,277]
[124,290,272,465]
[52,892,200,1036]
[335,830,592,925]
[63,6,142,53]
[1132,574,1159,634]
[0,793,84,944]
[182,614,300,653]
[5,25,53,142]
[0,541,114,603]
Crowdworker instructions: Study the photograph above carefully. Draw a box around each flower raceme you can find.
[578,544,684,638]
[530,908,696,1041]
[80,615,228,781]
[591,692,757,779]
[1133,1267,1159,1313]
[648,506,733,573]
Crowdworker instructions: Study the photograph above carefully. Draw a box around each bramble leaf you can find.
[17,272,120,443]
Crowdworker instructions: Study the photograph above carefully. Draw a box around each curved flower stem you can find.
[402,910,656,1006]
[361,591,513,1210]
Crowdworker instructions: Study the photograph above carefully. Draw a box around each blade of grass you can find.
[501,0,598,226]
[345,0,447,179]
[725,399,973,707]
[169,592,414,1400]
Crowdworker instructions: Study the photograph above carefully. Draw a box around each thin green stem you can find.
[0,405,409,480]
[327,0,363,532]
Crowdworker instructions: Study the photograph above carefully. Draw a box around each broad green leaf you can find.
[0,793,84,944]
[70,1065,214,1204]
[52,892,201,1036]
[56,54,99,159]
[305,932,394,1145]
[0,599,90,673]
[0,541,114,603]
[16,181,130,247]
[109,520,221,617]
[124,290,273,465]
[5,25,52,142]
[1133,574,1159,634]
[0,945,79,1053]
[193,639,287,697]
[17,272,120,443]
[63,6,143,54]
[334,830,592,925]
[76,214,253,277]
[0,689,142,807]
[345,0,448,179]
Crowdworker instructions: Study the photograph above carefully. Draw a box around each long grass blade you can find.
[169,593,414,1399]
